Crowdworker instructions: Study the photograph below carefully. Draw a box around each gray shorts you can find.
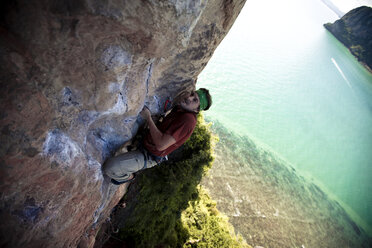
[102,149,164,182]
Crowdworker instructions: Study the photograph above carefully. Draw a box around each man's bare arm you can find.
[140,107,176,151]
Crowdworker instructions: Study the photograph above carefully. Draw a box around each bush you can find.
[182,186,250,248]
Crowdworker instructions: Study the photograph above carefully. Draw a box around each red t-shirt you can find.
[143,107,197,157]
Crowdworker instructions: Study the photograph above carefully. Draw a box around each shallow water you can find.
[201,121,371,247]
[199,0,372,238]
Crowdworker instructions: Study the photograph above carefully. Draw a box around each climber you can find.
[102,88,212,185]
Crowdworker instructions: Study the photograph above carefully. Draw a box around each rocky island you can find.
[324,6,372,72]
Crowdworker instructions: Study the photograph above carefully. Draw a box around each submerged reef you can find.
[201,119,372,247]
[324,6,372,72]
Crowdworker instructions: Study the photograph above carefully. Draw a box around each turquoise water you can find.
[199,0,372,235]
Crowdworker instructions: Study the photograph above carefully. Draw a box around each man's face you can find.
[180,91,200,112]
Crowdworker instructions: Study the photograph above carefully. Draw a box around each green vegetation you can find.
[350,45,365,61]
[113,114,250,248]
[182,186,249,248]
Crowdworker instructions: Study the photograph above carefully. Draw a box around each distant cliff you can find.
[324,6,372,72]
[0,0,246,247]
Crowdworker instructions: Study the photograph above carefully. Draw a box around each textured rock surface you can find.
[0,0,246,247]
[324,6,372,72]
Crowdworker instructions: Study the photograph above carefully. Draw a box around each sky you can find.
[332,0,372,13]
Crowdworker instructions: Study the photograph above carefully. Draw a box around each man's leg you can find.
[142,149,160,169]
[103,150,146,183]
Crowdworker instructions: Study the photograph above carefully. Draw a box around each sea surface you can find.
[198,0,372,244]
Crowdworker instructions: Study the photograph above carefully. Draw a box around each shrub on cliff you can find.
[182,186,249,248]
[110,114,249,248]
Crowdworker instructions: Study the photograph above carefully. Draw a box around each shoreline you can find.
[325,26,372,75]
[351,52,372,74]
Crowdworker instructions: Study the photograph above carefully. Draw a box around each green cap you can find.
[196,89,208,111]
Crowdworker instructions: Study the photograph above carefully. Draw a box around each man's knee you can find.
[102,157,116,177]
[102,150,146,177]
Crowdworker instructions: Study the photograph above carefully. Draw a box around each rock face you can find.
[0,0,246,247]
[324,6,372,71]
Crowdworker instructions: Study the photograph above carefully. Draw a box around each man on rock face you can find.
[103,88,212,185]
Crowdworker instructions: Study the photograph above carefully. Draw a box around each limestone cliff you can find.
[324,6,372,72]
[0,0,246,247]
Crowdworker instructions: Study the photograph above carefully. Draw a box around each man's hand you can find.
[140,106,151,121]
[140,106,176,151]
